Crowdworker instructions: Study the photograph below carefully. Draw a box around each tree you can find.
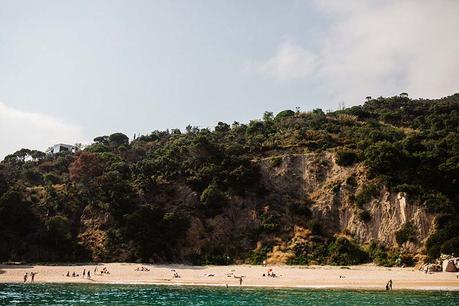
[215,122,230,133]
[47,215,71,243]
[69,151,102,184]
[200,183,226,207]
[400,92,409,98]
[109,133,129,147]
[263,111,273,122]
[93,135,109,144]
[275,110,295,120]
[336,150,358,166]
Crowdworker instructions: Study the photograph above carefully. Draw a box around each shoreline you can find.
[1,263,458,291]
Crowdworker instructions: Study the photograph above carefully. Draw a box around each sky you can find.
[1,0,458,159]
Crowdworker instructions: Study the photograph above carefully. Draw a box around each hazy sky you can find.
[1,0,458,159]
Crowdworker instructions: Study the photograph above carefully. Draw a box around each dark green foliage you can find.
[355,184,380,208]
[125,205,188,262]
[368,241,394,266]
[336,150,359,166]
[0,94,457,264]
[426,223,459,259]
[0,190,39,261]
[109,133,129,147]
[47,215,71,242]
[288,239,328,265]
[440,236,459,256]
[367,240,414,267]
[275,110,295,120]
[200,183,227,215]
[326,237,369,265]
[395,222,417,245]
[248,243,273,264]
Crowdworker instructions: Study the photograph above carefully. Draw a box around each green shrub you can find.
[395,222,417,245]
[248,243,273,264]
[327,237,369,265]
[200,183,226,207]
[367,240,414,266]
[287,254,308,265]
[44,173,60,185]
[355,184,380,208]
[275,110,295,120]
[336,150,359,166]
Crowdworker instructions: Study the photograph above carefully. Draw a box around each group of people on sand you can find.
[135,266,150,272]
[98,267,110,275]
[66,270,91,279]
[23,272,38,283]
[60,266,110,279]
[262,269,277,277]
[170,269,181,278]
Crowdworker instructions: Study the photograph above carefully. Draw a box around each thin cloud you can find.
[316,0,459,102]
[246,40,317,80]
[0,101,86,160]
[248,0,459,103]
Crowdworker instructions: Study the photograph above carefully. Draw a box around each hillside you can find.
[0,94,458,266]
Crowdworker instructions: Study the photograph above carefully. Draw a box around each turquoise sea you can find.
[0,284,458,305]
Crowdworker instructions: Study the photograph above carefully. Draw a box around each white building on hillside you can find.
[50,144,78,154]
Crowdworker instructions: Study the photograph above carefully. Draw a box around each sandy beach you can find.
[1,263,458,291]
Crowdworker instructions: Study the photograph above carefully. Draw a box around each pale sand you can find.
[1,263,458,291]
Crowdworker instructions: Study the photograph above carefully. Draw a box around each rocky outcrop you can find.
[257,151,436,252]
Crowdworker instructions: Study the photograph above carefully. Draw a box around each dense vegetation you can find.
[0,94,457,265]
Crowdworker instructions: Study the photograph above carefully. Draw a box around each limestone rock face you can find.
[257,152,436,252]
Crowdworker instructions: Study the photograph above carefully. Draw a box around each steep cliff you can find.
[257,152,436,260]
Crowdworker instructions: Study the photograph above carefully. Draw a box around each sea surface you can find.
[0,283,458,305]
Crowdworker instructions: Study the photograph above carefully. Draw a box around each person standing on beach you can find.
[87,271,91,279]
[23,273,28,283]
[83,269,86,277]
[30,272,36,282]
[386,280,393,291]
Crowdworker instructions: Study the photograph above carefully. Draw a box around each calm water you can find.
[0,284,458,305]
